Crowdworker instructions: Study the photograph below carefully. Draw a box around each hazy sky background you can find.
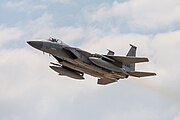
[1,0,180,120]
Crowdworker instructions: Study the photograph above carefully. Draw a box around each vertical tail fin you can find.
[126,44,137,71]
[107,49,115,55]
[127,44,137,57]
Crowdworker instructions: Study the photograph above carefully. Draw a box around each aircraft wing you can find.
[105,55,149,64]
[97,78,117,85]
[127,71,156,77]
[63,47,92,64]
[76,48,92,57]
[64,47,92,57]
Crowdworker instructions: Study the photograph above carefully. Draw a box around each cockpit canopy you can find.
[48,37,59,43]
[47,37,68,46]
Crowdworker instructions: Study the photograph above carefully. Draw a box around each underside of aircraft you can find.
[27,37,156,85]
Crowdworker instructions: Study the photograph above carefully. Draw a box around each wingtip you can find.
[129,44,137,48]
[146,58,149,62]
[153,73,157,76]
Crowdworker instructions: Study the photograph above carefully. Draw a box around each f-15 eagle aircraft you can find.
[27,37,156,85]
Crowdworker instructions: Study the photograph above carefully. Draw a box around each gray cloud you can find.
[87,0,180,33]
[0,26,24,47]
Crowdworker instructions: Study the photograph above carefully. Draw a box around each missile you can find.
[49,66,84,80]
[89,56,128,75]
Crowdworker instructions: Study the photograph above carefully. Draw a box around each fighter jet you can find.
[27,37,156,85]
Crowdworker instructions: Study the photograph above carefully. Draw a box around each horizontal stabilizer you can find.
[105,55,149,64]
[127,71,156,77]
[98,78,117,85]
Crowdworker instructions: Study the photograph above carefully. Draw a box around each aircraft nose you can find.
[27,41,43,50]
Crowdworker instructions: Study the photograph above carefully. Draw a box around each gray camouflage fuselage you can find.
[27,38,156,85]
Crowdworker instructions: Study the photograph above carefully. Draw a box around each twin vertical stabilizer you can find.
[126,44,137,71]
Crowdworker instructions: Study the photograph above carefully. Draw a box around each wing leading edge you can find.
[105,55,149,64]
[127,71,156,77]
[98,72,156,85]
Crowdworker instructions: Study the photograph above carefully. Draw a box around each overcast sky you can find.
[1,0,180,120]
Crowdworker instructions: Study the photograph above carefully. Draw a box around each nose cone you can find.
[27,41,43,50]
